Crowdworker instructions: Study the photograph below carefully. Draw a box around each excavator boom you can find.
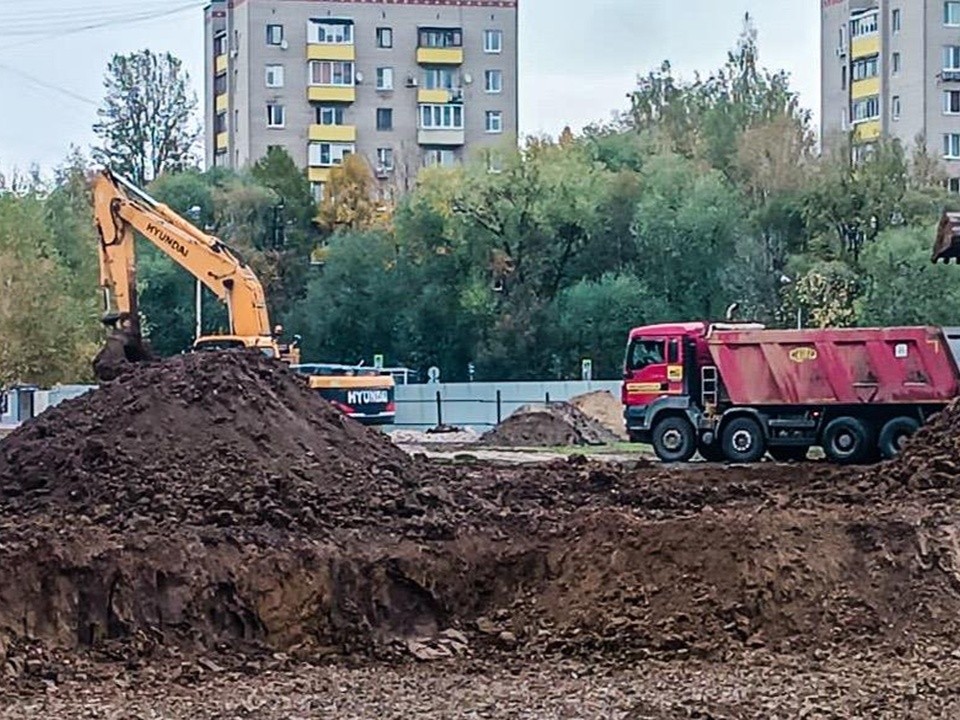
[92,169,285,380]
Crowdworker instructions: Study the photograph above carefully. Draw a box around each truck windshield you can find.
[627,340,665,371]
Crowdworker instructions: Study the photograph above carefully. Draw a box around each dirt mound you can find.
[569,390,627,440]
[0,351,412,534]
[870,399,960,489]
[481,403,620,447]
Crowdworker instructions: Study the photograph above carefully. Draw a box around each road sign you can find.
[581,358,593,382]
[427,366,441,383]
[373,353,384,369]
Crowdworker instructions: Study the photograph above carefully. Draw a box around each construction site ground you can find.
[3,355,960,717]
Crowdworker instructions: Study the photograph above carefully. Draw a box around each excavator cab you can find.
[933,211,960,263]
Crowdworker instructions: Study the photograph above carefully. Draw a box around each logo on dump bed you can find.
[789,347,818,363]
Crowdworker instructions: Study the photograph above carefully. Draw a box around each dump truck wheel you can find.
[878,417,920,460]
[769,446,810,463]
[651,416,696,463]
[822,416,873,464]
[721,417,766,463]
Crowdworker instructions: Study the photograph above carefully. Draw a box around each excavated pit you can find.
[2,352,960,683]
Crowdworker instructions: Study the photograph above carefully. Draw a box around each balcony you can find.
[417,88,463,104]
[308,167,332,183]
[307,43,355,62]
[215,132,228,150]
[417,47,463,65]
[215,54,228,73]
[417,128,465,146]
[851,77,880,100]
[307,86,356,103]
[309,124,357,143]
[851,34,880,59]
[853,119,881,143]
[215,93,228,112]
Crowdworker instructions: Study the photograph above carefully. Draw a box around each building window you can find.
[376,147,394,171]
[892,95,901,120]
[267,104,285,128]
[214,112,227,133]
[850,12,878,37]
[309,142,355,166]
[214,33,228,56]
[945,134,960,159]
[485,110,503,133]
[486,150,503,174]
[266,24,284,45]
[840,108,848,131]
[484,29,503,53]
[423,68,458,89]
[376,67,394,90]
[947,2,960,25]
[309,60,355,86]
[945,91,960,114]
[851,96,880,122]
[852,55,879,81]
[893,52,902,74]
[214,73,227,95]
[265,64,284,88]
[423,148,456,167]
[377,27,393,48]
[949,177,960,193]
[841,65,847,90]
[419,104,464,129]
[377,108,393,131]
[945,46,960,70]
[484,69,503,93]
[892,8,901,33]
[307,20,353,45]
[419,28,462,48]
[311,182,325,202]
[316,105,345,125]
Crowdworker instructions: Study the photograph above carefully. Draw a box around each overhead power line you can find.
[0,61,98,107]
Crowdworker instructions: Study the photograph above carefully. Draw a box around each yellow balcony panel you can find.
[309,124,357,142]
[215,54,228,73]
[215,93,228,112]
[851,34,880,59]
[851,77,880,100]
[215,131,228,150]
[417,47,463,65]
[418,88,453,104]
[307,44,356,61]
[307,86,356,103]
[417,128,465,146]
[308,167,333,183]
[853,119,881,143]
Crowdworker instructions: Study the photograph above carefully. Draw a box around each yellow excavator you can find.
[90,169,396,425]
[91,169,298,380]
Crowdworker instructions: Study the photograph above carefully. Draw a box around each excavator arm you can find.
[92,169,276,379]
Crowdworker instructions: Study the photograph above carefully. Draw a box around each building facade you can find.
[821,0,960,187]
[204,0,518,198]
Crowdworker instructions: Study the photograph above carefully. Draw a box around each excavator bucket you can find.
[933,211,960,263]
[92,314,154,382]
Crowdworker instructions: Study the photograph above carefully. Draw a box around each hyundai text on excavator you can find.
[89,170,396,425]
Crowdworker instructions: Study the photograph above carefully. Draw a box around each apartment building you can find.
[821,0,960,186]
[204,0,518,199]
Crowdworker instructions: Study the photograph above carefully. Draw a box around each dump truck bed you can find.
[707,326,959,406]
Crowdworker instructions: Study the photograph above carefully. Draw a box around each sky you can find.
[0,0,821,173]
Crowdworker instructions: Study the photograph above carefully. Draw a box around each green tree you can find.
[93,49,200,185]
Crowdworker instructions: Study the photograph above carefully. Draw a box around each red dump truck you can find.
[622,322,960,464]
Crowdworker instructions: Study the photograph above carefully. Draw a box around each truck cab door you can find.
[623,338,669,407]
